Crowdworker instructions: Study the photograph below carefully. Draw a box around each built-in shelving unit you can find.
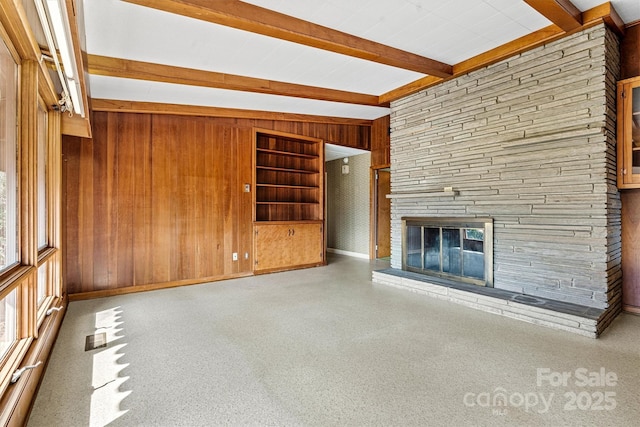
[254,129,324,222]
[253,128,325,273]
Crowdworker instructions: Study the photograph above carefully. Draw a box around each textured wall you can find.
[326,153,371,256]
[389,25,621,310]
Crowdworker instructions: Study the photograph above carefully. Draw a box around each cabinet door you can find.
[254,223,324,272]
[618,79,640,187]
[254,225,291,271]
[289,224,324,266]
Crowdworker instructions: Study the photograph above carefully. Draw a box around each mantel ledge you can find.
[386,190,458,199]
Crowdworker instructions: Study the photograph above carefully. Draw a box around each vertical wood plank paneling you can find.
[371,115,390,168]
[223,127,235,275]
[63,113,370,295]
[620,22,640,80]
[150,115,172,284]
[78,129,94,293]
[179,116,197,280]
[133,114,152,286]
[62,136,80,289]
[105,114,118,287]
[91,112,109,290]
[621,190,640,311]
[115,113,137,287]
[193,118,206,278]
[174,118,195,280]
[201,122,214,277]
[239,127,253,271]
[208,125,227,274]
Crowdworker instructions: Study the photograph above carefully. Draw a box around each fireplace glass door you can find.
[402,218,493,287]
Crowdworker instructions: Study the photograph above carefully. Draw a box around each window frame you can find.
[0,30,30,397]
[36,97,49,251]
[0,23,62,397]
[0,31,20,276]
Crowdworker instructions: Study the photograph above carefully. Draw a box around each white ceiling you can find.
[83,0,640,122]
[325,143,369,162]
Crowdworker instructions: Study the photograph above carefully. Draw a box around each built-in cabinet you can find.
[254,222,324,272]
[618,74,640,312]
[253,129,325,273]
[617,76,640,188]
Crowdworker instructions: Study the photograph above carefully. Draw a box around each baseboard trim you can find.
[68,272,254,301]
[327,248,370,259]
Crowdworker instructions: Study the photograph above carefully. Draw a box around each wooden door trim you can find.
[370,165,390,260]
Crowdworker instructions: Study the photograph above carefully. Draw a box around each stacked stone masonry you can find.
[388,25,621,316]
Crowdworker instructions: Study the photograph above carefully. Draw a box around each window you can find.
[0,12,63,408]
[37,102,48,250]
[37,263,47,307]
[36,101,51,308]
[0,289,16,361]
[0,37,18,272]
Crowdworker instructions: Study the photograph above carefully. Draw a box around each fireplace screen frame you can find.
[402,217,494,287]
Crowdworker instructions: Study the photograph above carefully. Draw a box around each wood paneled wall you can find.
[621,190,640,312]
[370,115,390,168]
[620,22,640,80]
[620,21,640,312]
[63,112,370,297]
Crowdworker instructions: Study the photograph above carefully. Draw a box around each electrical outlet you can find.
[232,252,238,261]
[244,184,250,192]
[244,252,249,260]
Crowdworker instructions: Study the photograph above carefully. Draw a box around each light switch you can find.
[244,184,251,192]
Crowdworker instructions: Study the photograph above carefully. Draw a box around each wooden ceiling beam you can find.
[88,55,384,107]
[524,0,582,32]
[583,2,625,36]
[380,2,623,104]
[91,98,375,126]
[122,0,452,78]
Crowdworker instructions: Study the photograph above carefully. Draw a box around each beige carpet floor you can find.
[28,254,640,426]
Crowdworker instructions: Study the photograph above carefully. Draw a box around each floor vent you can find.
[85,333,107,351]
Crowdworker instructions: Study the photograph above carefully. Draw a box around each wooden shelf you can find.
[257,183,318,190]
[253,128,324,223]
[253,128,325,269]
[256,201,318,205]
[257,148,318,159]
[256,165,317,174]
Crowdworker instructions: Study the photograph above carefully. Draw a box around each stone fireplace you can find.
[372,24,622,337]
[403,217,493,287]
